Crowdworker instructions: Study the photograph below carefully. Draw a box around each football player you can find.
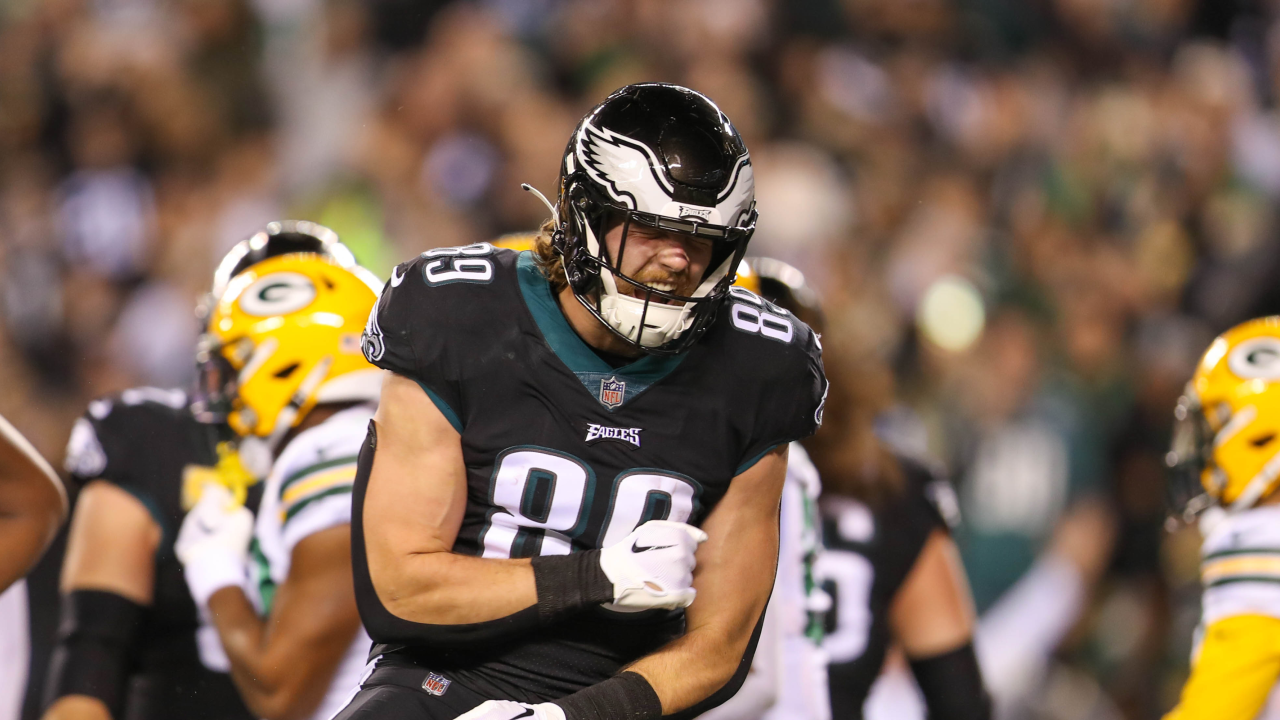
[336,83,826,720]
[173,248,384,720]
[43,222,359,720]
[802,279,990,719]
[0,413,66,720]
[1164,317,1280,720]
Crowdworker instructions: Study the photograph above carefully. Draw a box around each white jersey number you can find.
[815,549,876,663]
[479,446,700,558]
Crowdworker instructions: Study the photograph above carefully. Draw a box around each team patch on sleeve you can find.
[278,456,358,523]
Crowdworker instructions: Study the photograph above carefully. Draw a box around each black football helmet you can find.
[547,83,757,355]
[192,220,370,423]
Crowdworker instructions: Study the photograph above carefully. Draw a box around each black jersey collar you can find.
[516,252,688,409]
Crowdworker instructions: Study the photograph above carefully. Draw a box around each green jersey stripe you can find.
[283,484,353,523]
[1206,575,1280,588]
[280,455,360,495]
[1203,547,1280,561]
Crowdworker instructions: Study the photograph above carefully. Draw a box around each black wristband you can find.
[908,642,992,720]
[44,590,147,716]
[554,671,663,720]
[530,550,614,623]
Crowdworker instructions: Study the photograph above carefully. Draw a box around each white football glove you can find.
[175,483,253,608]
[598,519,708,610]
[455,700,566,720]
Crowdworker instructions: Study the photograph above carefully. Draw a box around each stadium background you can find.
[1,0,1277,717]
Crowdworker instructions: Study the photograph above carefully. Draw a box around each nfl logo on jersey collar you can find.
[599,376,625,408]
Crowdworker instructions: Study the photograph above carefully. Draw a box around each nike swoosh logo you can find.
[197,519,217,533]
[508,710,534,720]
[390,265,406,287]
[632,541,675,553]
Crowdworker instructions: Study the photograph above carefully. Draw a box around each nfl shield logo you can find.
[422,672,451,696]
[599,376,626,408]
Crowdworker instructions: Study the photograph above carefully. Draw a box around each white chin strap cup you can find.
[598,286,694,347]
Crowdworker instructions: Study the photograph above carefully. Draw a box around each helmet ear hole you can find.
[1251,433,1277,448]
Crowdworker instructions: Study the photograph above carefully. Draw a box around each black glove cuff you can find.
[530,550,613,623]
[554,671,663,720]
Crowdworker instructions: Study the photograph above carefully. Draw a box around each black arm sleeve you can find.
[43,590,146,716]
[350,422,613,647]
[908,642,992,720]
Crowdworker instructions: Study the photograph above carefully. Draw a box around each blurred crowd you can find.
[3,0,1279,717]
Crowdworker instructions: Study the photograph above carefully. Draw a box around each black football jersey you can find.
[820,455,957,719]
[359,245,826,702]
[60,388,255,720]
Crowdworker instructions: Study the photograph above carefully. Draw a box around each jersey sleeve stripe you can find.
[279,455,360,495]
[281,465,358,506]
[1203,556,1280,585]
[1204,547,1280,561]
[282,484,353,523]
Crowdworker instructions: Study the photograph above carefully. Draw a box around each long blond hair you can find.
[532,218,569,295]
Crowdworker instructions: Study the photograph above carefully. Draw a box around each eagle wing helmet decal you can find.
[577,122,675,213]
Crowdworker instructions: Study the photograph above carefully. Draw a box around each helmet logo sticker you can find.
[1228,337,1280,380]
[578,122,674,212]
[238,272,317,317]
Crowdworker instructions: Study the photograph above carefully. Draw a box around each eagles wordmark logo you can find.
[585,423,642,448]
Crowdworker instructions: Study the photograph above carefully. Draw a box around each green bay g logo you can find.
[238,272,317,317]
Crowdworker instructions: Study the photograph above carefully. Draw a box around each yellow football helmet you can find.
[730,259,760,294]
[492,233,538,253]
[1169,317,1280,518]
[203,254,382,443]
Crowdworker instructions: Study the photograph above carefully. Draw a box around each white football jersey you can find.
[247,404,374,720]
[1199,505,1280,627]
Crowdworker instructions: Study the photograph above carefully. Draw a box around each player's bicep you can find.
[367,371,468,555]
[689,445,788,631]
[890,528,976,658]
[60,481,160,604]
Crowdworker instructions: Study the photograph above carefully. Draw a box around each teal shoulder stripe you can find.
[1207,575,1280,588]
[1204,547,1280,561]
[514,251,687,404]
[280,455,360,495]
[416,381,463,434]
[283,484,353,523]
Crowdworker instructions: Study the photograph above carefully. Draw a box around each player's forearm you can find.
[368,550,538,624]
[206,587,316,720]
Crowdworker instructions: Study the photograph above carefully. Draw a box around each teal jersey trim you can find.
[735,444,779,476]
[514,251,687,409]
[117,485,169,556]
[415,381,463,434]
